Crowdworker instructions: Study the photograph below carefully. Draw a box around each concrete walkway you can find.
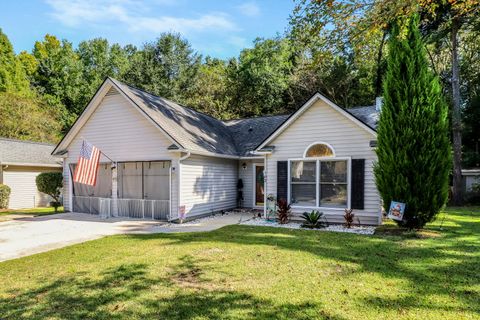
[0,211,253,262]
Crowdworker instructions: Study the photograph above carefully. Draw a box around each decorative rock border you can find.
[239,218,376,235]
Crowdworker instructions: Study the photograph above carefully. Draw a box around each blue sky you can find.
[1,0,295,59]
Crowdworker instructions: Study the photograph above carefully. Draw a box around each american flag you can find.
[73,140,101,186]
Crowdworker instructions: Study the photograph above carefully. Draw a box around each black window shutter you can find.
[277,161,288,202]
[351,159,365,210]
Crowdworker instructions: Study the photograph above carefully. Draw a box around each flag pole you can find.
[80,137,116,167]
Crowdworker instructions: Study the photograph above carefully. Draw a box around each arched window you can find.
[304,143,335,158]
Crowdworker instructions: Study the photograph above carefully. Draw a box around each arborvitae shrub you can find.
[374,15,451,229]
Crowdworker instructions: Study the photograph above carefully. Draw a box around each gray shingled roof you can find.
[109,78,378,157]
[0,138,61,166]
[346,106,379,130]
[111,78,240,156]
[223,115,290,156]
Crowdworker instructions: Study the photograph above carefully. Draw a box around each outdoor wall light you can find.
[242,162,247,170]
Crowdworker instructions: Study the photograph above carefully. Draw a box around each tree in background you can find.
[0,29,64,143]
[77,38,134,109]
[123,32,201,104]
[420,1,480,205]
[185,57,236,119]
[289,51,374,110]
[36,172,63,212]
[231,37,295,117]
[32,35,83,119]
[0,28,31,95]
[0,92,63,142]
[374,16,451,229]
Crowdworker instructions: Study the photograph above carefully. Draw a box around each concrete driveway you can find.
[0,211,252,262]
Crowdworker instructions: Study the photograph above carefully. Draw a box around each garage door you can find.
[3,169,54,209]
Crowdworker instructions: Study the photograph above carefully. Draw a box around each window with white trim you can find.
[319,160,348,207]
[290,161,316,206]
[290,159,348,208]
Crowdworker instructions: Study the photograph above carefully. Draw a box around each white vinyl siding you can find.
[265,99,381,225]
[63,89,179,215]
[3,166,62,209]
[180,154,237,218]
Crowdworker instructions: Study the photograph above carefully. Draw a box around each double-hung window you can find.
[290,161,316,206]
[290,159,348,208]
[319,160,348,207]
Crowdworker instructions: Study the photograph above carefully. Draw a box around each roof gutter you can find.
[0,162,62,168]
[169,148,242,160]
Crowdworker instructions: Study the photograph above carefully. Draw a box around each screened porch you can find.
[71,161,171,220]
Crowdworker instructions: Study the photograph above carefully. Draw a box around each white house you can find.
[52,77,381,225]
[0,138,62,209]
[462,169,480,192]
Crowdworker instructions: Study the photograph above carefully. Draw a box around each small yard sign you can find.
[388,201,406,221]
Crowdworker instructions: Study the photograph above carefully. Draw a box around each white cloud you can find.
[237,2,260,17]
[132,13,237,34]
[45,0,237,35]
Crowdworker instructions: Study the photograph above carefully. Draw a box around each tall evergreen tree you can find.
[0,28,31,95]
[374,15,451,229]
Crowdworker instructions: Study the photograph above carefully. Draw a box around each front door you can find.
[255,165,265,207]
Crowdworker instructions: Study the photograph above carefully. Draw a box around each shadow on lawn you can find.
[2,210,478,319]
[141,209,480,316]
[0,259,341,320]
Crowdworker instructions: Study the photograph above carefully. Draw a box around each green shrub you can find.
[301,210,328,228]
[0,184,11,209]
[374,16,451,229]
[36,172,63,212]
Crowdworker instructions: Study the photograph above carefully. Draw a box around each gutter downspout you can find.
[0,164,8,184]
[176,151,191,222]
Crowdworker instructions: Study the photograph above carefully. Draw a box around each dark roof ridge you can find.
[347,105,375,109]
[222,113,292,123]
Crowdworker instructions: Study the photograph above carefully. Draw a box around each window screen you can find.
[117,161,170,200]
[70,163,112,197]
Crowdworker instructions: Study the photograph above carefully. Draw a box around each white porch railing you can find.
[117,198,170,220]
[72,196,169,220]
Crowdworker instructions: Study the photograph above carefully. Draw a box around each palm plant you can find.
[276,199,291,224]
[301,210,328,229]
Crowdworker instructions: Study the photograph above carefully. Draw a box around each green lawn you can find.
[0,207,479,319]
[0,206,64,217]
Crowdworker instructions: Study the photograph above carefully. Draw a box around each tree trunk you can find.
[451,19,463,205]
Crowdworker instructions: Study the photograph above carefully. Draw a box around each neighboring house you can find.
[462,169,480,192]
[53,77,381,225]
[0,138,62,209]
